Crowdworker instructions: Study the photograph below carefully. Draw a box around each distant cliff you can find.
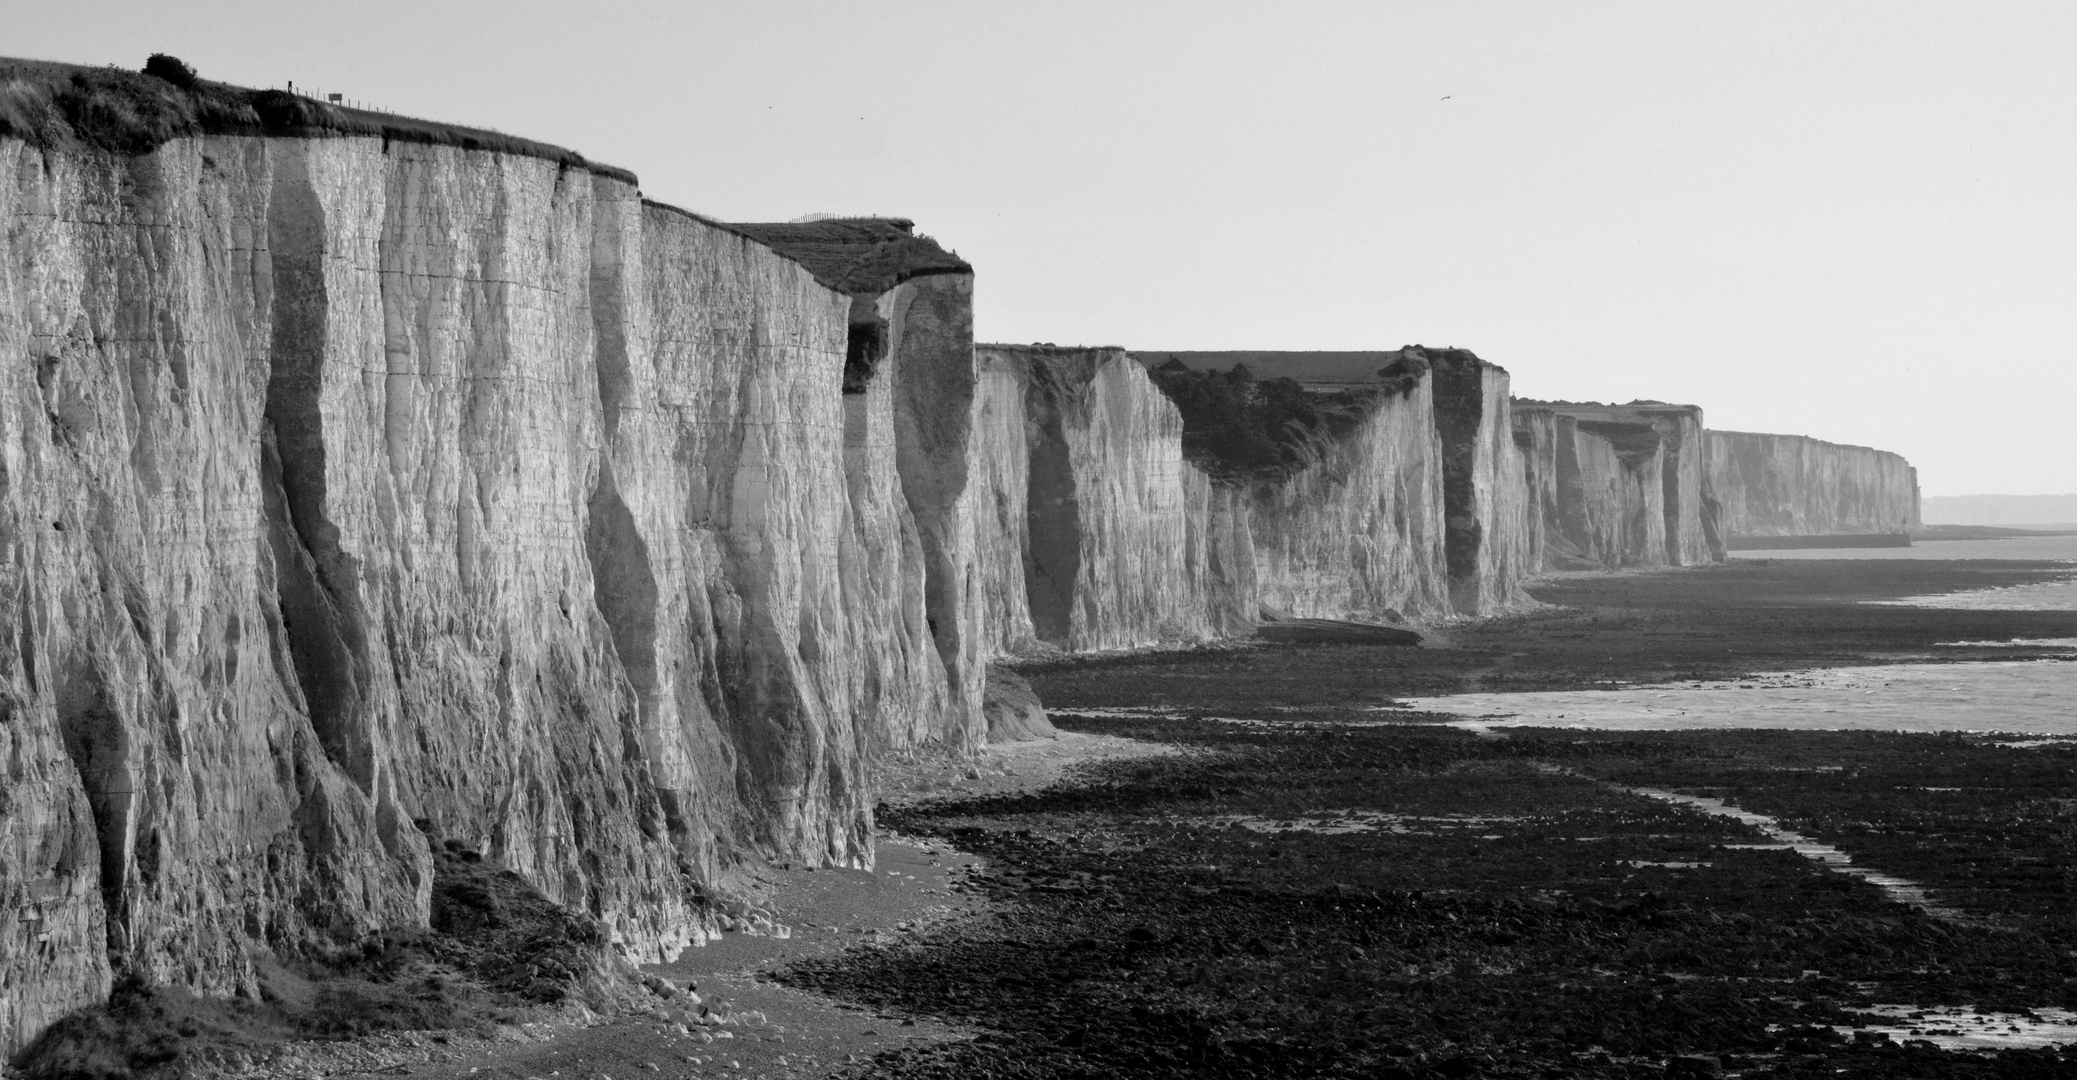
[1513,402,1724,569]
[1137,346,1530,618]
[1706,431,1919,544]
[970,343,1472,657]
[1920,494,2077,527]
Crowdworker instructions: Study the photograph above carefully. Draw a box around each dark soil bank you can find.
[778,559,2077,1078]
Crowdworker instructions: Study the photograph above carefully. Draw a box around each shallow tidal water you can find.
[1408,658,2077,735]
[1407,536,2077,734]
[1732,532,2077,562]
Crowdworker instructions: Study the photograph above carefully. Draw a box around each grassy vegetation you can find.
[1147,360,1407,481]
[13,845,646,1080]
[726,218,970,296]
[0,54,634,183]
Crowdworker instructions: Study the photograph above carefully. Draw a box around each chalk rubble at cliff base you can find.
[0,57,1925,1057]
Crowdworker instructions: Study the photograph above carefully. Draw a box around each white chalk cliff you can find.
[1707,430,1919,540]
[0,129,986,1053]
[1513,402,1725,570]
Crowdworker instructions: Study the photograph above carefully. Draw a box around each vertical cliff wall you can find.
[0,129,984,1056]
[966,350,1038,656]
[1572,418,1668,566]
[969,345,1235,653]
[723,220,984,752]
[1705,430,1919,542]
[1511,408,1559,571]
[1639,405,1722,564]
[1245,378,1452,622]
[966,343,1455,658]
[1129,347,1520,619]
[1513,407,1665,569]
[1423,349,1530,614]
[1512,402,1724,570]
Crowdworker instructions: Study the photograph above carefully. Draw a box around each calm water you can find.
[1408,533,2077,734]
[1411,660,2077,735]
[1732,532,2077,561]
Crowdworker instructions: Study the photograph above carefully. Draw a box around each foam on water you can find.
[1839,1005,2077,1053]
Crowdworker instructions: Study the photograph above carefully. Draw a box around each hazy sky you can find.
[13,2,2074,495]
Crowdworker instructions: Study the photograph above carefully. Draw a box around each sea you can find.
[1406,531,2077,735]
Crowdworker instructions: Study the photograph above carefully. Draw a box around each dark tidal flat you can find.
[781,558,2077,1079]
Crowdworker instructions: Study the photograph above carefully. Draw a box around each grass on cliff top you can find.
[1146,358,1419,482]
[726,218,971,296]
[14,846,656,1080]
[0,54,635,184]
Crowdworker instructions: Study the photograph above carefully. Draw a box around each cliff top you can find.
[1515,399,1702,421]
[1145,359,1405,482]
[0,55,637,184]
[725,218,971,296]
[1137,346,1506,390]
[1708,429,1907,459]
[978,342,1129,355]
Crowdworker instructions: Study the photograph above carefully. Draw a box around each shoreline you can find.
[789,556,2077,1077]
[156,555,2077,1079]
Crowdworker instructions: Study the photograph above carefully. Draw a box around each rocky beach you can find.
[769,552,2077,1079]
[165,550,2070,1080]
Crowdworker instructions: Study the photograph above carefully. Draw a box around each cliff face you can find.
[1512,402,1724,569]
[1569,418,1668,567]
[970,346,1231,653]
[722,221,984,751]
[1247,379,1451,622]
[0,134,973,1055]
[1424,349,1530,614]
[1640,406,1722,564]
[968,345,1464,649]
[1706,430,1919,541]
[880,275,984,748]
[1512,409,1560,571]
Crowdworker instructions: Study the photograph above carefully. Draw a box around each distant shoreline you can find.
[1913,523,2077,540]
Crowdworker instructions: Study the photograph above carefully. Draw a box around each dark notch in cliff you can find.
[52,665,134,955]
[1420,346,1496,590]
[0,55,637,183]
[260,142,379,794]
[1015,358,1091,644]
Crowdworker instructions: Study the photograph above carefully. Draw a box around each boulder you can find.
[983,665,1057,741]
